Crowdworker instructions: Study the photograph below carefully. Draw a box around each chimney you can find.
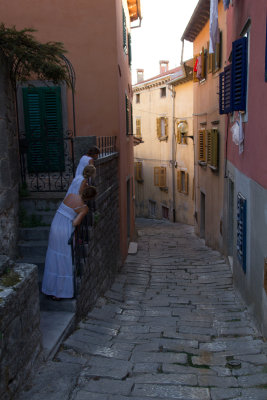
[137,69,144,83]
[159,60,169,74]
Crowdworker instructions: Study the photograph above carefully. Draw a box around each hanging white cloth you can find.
[209,0,220,54]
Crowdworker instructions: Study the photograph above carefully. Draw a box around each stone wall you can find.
[75,153,121,319]
[0,64,20,258]
[0,256,41,400]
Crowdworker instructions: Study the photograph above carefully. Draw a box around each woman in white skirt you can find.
[42,186,97,300]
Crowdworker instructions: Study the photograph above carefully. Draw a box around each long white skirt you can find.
[42,203,76,298]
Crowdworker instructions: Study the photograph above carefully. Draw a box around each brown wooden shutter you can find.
[177,128,181,144]
[201,46,206,80]
[156,118,161,138]
[207,41,212,73]
[198,129,206,162]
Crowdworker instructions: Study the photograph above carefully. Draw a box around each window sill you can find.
[208,164,218,172]
[198,161,207,167]
[159,136,168,142]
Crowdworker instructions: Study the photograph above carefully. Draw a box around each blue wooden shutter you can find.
[219,65,232,114]
[231,37,248,112]
[23,87,64,173]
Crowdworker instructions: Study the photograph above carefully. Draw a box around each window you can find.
[154,167,166,187]
[125,95,132,135]
[207,129,219,170]
[237,193,247,273]
[156,117,168,139]
[160,87,166,97]
[135,161,143,182]
[135,118,141,137]
[128,33,132,65]
[22,86,64,173]
[193,46,207,82]
[136,93,140,103]
[162,206,169,219]
[149,200,156,217]
[198,129,206,163]
[122,6,127,53]
[219,36,248,114]
[177,170,189,195]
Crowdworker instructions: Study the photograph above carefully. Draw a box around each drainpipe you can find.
[169,85,176,223]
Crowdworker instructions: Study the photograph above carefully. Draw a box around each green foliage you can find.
[0,23,70,86]
[0,268,21,287]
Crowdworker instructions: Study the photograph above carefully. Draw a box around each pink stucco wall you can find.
[226,0,267,189]
[0,0,135,260]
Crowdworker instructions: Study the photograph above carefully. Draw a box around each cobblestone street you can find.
[19,218,267,400]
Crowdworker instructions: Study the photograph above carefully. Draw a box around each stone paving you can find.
[18,218,267,400]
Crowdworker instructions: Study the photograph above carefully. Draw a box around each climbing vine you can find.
[0,23,70,86]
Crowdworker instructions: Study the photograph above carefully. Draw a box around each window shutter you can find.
[184,172,189,195]
[198,129,206,162]
[201,47,206,79]
[177,170,182,192]
[211,129,219,169]
[154,167,160,186]
[130,103,133,135]
[207,42,212,73]
[156,118,161,138]
[135,161,142,181]
[231,37,248,112]
[237,193,247,273]
[164,117,168,138]
[207,130,212,165]
[136,118,141,137]
[122,7,127,53]
[219,65,232,114]
[215,31,222,70]
[159,167,166,187]
[128,33,132,65]
[23,86,64,173]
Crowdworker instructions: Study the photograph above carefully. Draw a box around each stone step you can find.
[18,240,48,258]
[20,193,64,213]
[19,226,50,241]
[40,293,76,313]
[40,310,75,361]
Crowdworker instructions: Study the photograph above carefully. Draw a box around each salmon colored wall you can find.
[0,0,136,261]
[116,0,135,260]
[193,2,227,251]
[226,0,267,189]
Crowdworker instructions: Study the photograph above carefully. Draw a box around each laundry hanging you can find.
[209,0,220,53]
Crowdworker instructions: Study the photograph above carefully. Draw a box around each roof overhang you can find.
[181,0,210,42]
[127,0,142,22]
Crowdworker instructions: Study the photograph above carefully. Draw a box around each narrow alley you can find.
[17,218,267,400]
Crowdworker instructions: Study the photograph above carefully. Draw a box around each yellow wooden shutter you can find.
[164,118,168,138]
[156,118,161,138]
[136,118,141,137]
[198,129,206,162]
[159,167,166,187]
[207,41,212,73]
[211,129,219,169]
[177,170,181,192]
[207,130,212,165]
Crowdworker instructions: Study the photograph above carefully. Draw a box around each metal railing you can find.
[97,136,117,158]
[68,210,93,297]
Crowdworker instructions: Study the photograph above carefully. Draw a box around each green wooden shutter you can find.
[128,33,132,65]
[122,7,127,53]
[23,86,64,173]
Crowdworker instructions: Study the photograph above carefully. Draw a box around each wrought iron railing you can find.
[68,210,93,296]
[97,136,117,158]
[19,129,75,192]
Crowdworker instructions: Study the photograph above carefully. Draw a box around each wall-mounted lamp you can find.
[177,120,194,141]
